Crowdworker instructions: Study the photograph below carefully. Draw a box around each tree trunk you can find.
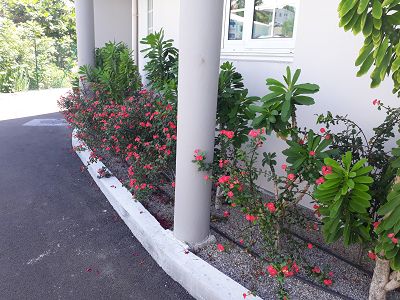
[369,257,391,300]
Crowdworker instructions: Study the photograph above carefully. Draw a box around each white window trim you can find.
[221,0,300,62]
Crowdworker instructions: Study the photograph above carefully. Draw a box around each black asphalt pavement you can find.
[0,111,193,300]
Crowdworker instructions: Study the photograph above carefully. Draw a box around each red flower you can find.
[320,128,326,133]
[388,233,395,238]
[316,177,325,185]
[217,244,225,252]
[245,214,257,222]
[171,182,176,188]
[267,265,278,277]
[309,150,316,156]
[328,272,334,277]
[325,134,331,140]
[373,221,381,229]
[227,191,234,198]
[239,239,244,244]
[248,129,260,138]
[223,211,230,218]
[266,202,276,213]
[243,293,247,299]
[281,164,287,170]
[392,237,398,244]
[220,130,235,139]
[292,261,299,273]
[312,266,321,273]
[368,251,377,261]
[204,175,209,181]
[195,155,204,161]
[288,173,295,181]
[282,265,294,277]
[322,165,332,176]
[307,243,313,249]
[218,175,230,184]
[323,279,332,286]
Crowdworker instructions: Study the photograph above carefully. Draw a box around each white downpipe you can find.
[173,0,225,245]
[132,0,139,65]
[75,0,95,67]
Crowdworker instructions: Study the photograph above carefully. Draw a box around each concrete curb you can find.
[72,130,263,300]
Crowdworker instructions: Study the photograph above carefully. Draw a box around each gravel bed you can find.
[79,137,400,300]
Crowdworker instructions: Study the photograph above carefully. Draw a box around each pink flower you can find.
[248,129,260,138]
[322,165,332,176]
[282,265,294,277]
[245,214,257,222]
[220,130,235,139]
[368,251,377,261]
[373,99,381,106]
[243,293,247,299]
[281,164,287,170]
[309,151,316,156]
[316,177,325,185]
[227,191,234,198]
[328,272,334,277]
[223,211,230,218]
[265,202,276,213]
[195,155,204,161]
[218,175,230,184]
[171,182,176,188]
[288,173,295,181]
[388,233,395,238]
[373,221,380,229]
[203,175,209,181]
[312,266,321,274]
[307,243,313,249]
[325,134,331,140]
[267,265,278,277]
[392,237,398,244]
[320,128,326,133]
[323,279,332,286]
[239,239,244,244]
[217,244,225,252]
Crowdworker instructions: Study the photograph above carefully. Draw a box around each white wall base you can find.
[72,130,262,300]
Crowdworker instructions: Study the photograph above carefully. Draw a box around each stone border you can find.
[72,130,262,300]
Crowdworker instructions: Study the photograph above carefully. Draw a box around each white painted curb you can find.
[72,130,263,300]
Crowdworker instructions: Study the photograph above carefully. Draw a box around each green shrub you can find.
[80,42,141,104]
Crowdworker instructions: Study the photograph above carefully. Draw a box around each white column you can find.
[173,0,224,245]
[75,0,95,67]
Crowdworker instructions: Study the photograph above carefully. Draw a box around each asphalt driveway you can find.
[0,90,193,300]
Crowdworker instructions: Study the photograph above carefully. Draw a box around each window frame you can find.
[221,0,300,61]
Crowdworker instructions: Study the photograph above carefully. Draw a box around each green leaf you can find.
[372,0,383,19]
[353,176,373,184]
[357,51,374,76]
[357,0,369,13]
[294,96,315,105]
[355,42,374,66]
[281,98,291,122]
[294,83,320,91]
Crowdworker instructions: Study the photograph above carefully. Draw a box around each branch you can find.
[385,271,400,291]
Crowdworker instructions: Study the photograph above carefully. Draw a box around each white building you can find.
[75,0,398,245]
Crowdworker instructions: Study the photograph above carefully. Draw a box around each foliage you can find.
[80,42,141,104]
[249,67,319,136]
[140,29,179,97]
[0,0,76,92]
[314,152,374,245]
[217,62,258,147]
[338,0,400,95]
[282,129,336,183]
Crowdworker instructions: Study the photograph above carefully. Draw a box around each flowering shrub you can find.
[59,85,177,200]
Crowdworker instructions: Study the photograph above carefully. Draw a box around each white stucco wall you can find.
[138,0,398,207]
[94,0,133,49]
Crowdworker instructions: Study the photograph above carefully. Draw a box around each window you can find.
[222,0,299,60]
